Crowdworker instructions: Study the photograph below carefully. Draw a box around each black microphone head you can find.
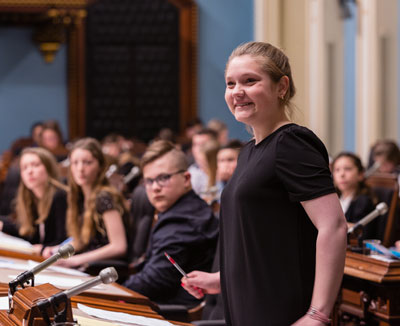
[377,202,388,215]
[99,267,118,284]
[58,244,75,259]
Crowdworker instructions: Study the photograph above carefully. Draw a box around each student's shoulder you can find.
[53,188,67,201]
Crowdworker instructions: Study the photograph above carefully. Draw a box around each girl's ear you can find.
[277,75,289,97]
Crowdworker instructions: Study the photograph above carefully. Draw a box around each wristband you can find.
[307,306,331,325]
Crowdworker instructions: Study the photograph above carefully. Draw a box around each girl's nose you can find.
[233,85,245,97]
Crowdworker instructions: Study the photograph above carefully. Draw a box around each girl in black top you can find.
[43,138,128,268]
[0,147,67,252]
[182,42,348,326]
[332,152,377,239]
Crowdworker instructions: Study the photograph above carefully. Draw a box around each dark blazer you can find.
[345,194,377,239]
[1,189,67,246]
[124,190,219,306]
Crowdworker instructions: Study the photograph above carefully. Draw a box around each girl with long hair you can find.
[0,147,68,253]
[44,138,128,268]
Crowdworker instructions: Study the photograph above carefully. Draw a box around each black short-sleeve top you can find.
[220,123,335,326]
[80,190,128,255]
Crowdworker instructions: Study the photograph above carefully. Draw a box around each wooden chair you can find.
[365,173,399,247]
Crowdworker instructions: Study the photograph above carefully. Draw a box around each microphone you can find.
[364,161,381,178]
[347,202,388,234]
[123,166,140,184]
[9,244,75,295]
[105,164,118,178]
[63,266,118,298]
[36,267,118,324]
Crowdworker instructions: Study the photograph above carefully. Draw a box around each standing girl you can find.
[182,42,348,326]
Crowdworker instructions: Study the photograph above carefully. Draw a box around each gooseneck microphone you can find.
[123,166,140,184]
[347,202,388,234]
[364,161,381,178]
[9,244,75,295]
[63,266,118,298]
[36,267,118,325]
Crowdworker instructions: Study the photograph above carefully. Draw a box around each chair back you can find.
[365,173,399,247]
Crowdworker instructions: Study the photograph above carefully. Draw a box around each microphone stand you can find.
[8,270,35,295]
[37,292,69,325]
[347,224,368,254]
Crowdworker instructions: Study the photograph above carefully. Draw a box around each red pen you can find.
[164,252,188,278]
[164,252,204,297]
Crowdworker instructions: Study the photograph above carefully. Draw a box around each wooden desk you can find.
[0,249,193,325]
[70,296,192,325]
[335,251,400,325]
[0,254,151,306]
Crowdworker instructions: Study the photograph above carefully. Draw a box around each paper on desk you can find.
[77,304,175,326]
[0,231,34,254]
[0,297,9,310]
[75,315,118,326]
[8,274,86,287]
[369,254,399,263]
[27,260,88,277]
[0,259,88,277]
[0,259,32,271]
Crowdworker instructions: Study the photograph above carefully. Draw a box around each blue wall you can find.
[195,0,254,141]
[0,2,254,154]
[0,27,67,153]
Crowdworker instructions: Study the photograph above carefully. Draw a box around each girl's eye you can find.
[246,78,256,83]
[226,81,235,87]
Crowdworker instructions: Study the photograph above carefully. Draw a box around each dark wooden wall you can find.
[85,0,191,142]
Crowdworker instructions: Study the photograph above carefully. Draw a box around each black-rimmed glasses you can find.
[144,170,186,188]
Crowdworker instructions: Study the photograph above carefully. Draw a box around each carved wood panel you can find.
[85,0,196,142]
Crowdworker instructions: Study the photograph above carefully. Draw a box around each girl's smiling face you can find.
[224,55,283,125]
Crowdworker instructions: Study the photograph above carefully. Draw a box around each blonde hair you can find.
[226,41,296,118]
[15,147,67,237]
[202,139,220,189]
[66,137,127,251]
[140,140,188,171]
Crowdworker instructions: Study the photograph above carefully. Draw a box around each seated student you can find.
[188,128,218,196]
[216,140,242,197]
[198,139,220,205]
[43,138,128,268]
[123,140,218,306]
[332,152,377,239]
[370,139,400,174]
[207,119,229,146]
[0,147,68,253]
[39,120,69,162]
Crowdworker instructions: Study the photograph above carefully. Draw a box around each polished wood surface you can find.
[0,254,150,305]
[365,174,400,247]
[0,283,73,326]
[0,249,43,263]
[335,251,400,325]
[344,250,400,282]
[0,249,193,325]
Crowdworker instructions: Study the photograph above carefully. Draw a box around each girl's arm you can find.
[293,192,347,325]
[57,210,127,268]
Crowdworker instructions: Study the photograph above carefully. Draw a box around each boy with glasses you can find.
[123,140,218,306]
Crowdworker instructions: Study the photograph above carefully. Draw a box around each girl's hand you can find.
[181,271,220,299]
[41,245,59,259]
